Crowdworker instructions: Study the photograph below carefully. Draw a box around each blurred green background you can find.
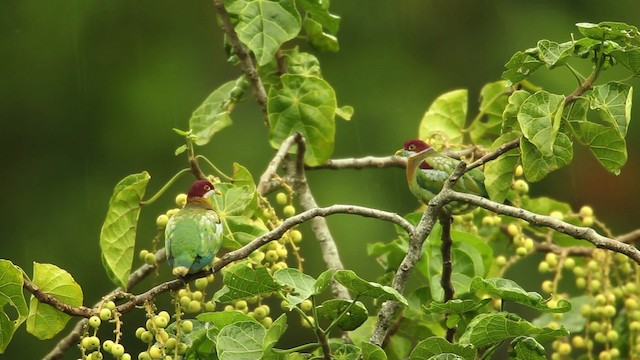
[2,1,640,358]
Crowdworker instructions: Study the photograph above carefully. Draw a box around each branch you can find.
[210,0,268,122]
[28,205,411,320]
[309,156,406,170]
[42,250,166,360]
[449,191,640,264]
[439,214,456,343]
[257,134,301,196]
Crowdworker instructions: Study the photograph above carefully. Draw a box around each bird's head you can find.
[187,180,221,200]
[396,139,433,157]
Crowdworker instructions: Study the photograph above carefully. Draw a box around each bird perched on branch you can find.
[165,180,223,276]
[396,139,487,214]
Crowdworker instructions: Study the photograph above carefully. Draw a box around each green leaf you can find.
[502,51,543,85]
[423,298,491,315]
[367,239,407,273]
[611,48,640,77]
[100,172,150,289]
[459,312,568,348]
[590,81,632,137]
[284,48,321,76]
[175,144,188,156]
[333,344,362,360]
[198,311,259,339]
[361,342,387,360]
[234,0,301,66]
[273,268,316,308]
[189,79,238,146]
[533,295,589,333]
[263,314,287,353]
[214,183,256,217]
[316,299,368,331]
[418,89,467,144]
[268,74,337,166]
[410,337,476,360]
[471,277,571,313]
[508,336,546,360]
[469,81,510,146]
[387,335,412,360]
[520,132,573,182]
[536,39,573,68]
[502,90,530,134]
[297,0,340,34]
[348,316,377,347]
[314,268,336,295]
[223,216,269,249]
[336,105,354,120]
[521,196,572,217]
[484,132,521,203]
[566,99,627,175]
[576,21,639,42]
[26,263,83,340]
[334,270,408,306]
[517,91,565,156]
[213,263,280,303]
[216,321,266,360]
[0,260,28,353]
[303,17,339,52]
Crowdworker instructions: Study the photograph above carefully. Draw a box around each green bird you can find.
[165,180,223,276]
[396,139,487,214]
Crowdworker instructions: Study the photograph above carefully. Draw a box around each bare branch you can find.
[439,214,456,342]
[449,191,640,264]
[210,0,268,122]
[309,156,406,170]
[257,133,301,196]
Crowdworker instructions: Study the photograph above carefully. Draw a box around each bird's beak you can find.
[214,189,222,196]
[395,149,404,156]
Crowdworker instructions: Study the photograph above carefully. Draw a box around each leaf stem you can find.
[272,342,321,354]
[140,168,191,206]
[324,295,360,334]
[195,155,233,181]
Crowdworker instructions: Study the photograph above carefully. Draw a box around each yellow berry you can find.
[507,224,519,237]
[148,346,162,359]
[482,216,494,226]
[154,315,168,328]
[158,311,170,321]
[140,331,154,344]
[192,291,203,301]
[516,246,528,257]
[513,179,529,194]
[545,253,558,267]
[175,193,187,207]
[155,329,169,343]
[563,257,575,269]
[542,280,554,293]
[156,214,169,228]
[607,330,619,342]
[194,278,208,290]
[261,316,273,328]
[165,338,177,351]
[276,246,288,259]
[276,192,288,205]
[144,252,157,265]
[538,261,550,273]
[188,300,202,313]
[290,230,302,243]
[514,165,524,177]
[496,256,507,267]
[111,344,125,357]
[301,315,315,328]
[139,249,149,261]
[89,316,101,328]
[523,238,534,251]
[166,208,180,218]
[582,216,594,226]
[182,320,194,333]
[549,211,564,220]
[572,335,585,348]
[235,300,248,310]
[580,205,594,217]
[283,205,296,217]
[576,277,586,288]
[265,250,279,263]
[180,296,191,308]
[99,308,112,321]
[205,301,215,312]
[557,343,571,356]
[300,299,313,312]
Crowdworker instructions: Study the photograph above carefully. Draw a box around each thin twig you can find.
[210,0,269,122]
[439,213,456,343]
[257,134,300,196]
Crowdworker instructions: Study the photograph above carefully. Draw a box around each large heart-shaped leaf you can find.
[0,260,28,353]
[517,91,565,156]
[419,89,467,144]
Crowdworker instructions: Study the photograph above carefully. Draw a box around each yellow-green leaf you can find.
[419,89,467,145]
[26,263,83,340]
[100,172,150,289]
[0,260,28,353]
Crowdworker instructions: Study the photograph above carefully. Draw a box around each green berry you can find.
[261,316,273,328]
[194,278,208,290]
[148,346,162,359]
[89,316,101,328]
[514,165,524,177]
[166,208,180,218]
[507,224,519,237]
[188,300,202,313]
[545,253,558,267]
[563,257,575,269]
[276,192,288,205]
[290,230,302,243]
[607,330,619,342]
[205,301,215,311]
[224,304,235,312]
[90,351,103,360]
[283,205,296,217]
[271,262,285,272]
[138,351,151,360]
[158,311,170,321]
[580,205,594,217]
[496,256,507,267]
[102,340,114,352]
[121,353,132,360]
[253,306,267,319]
[192,291,204,301]
[155,329,169,343]
[542,280,554,293]
[111,344,125,357]
[144,252,157,265]
[180,296,191,308]
[301,315,315,328]
[557,343,571,356]
[165,338,177,351]
[515,246,528,257]
[582,216,594,226]
[300,299,313,312]
[260,305,271,316]
[573,266,585,277]
[139,249,149,261]
[235,300,248,310]
[99,308,112,321]
[481,216,494,226]
[538,261,550,273]
[576,277,586,288]
[156,214,169,228]
[603,305,616,318]
[590,279,602,291]
[182,320,194,333]
[140,331,154,344]
[276,246,288,259]
[549,211,564,221]
[265,250,279,263]
[513,179,529,194]
[154,315,168,328]
[280,299,290,310]
[135,327,146,339]
[175,193,187,207]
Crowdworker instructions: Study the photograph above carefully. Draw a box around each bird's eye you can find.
[408,144,415,150]
[204,185,210,190]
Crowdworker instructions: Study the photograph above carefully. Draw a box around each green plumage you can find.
[165,199,223,276]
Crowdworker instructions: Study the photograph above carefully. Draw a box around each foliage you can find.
[0,10,639,360]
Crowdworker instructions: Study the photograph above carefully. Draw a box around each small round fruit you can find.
[90,352,103,360]
[557,343,571,356]
[99,308,112,321]
[576,277,586,288]
[158,311,170,321]
[276,192,288,205]
[104,300,116,310]
[261,316,273,328]
[138,351,151,360]
[205,301,215,311]
[135,327,146,339]
[482,216,494,226]
[538,261,550,273]
[300,299,313,312]
[280,299,290,310]
[166,208,180,218]
[140,331,154,344]
[301,315,315,328]
[121,353,132,360]
[507,224,519,237]
[265,250,279,263]
[188,300,202,313]
[496,256,507,267]
[235,300,248,310]
[111,344,125,357]
[260,304,271,316]
[156,214,169,228]
[606,330,619,342]
[139,249,149,261]
[253,306,267,319]
[290,230,303,243]
[283,205,296,217]
[514,165,524,177]
[175,193,187,207]
[89,316,101,328]
[582,216,594,226]
[148,346,162,359]
[224,304,235,312]
[144,252,157,265]
[276,246,288,259]
[563,257,575,269]
[545,253,558,267]
[102,340,114,352]
[580,205,594,217]
[154,315,168,328]
[155,329,169,343]
[572,335,585,348]
[542,280,554,293]
[513,179,529,194]
[195,278,208,290]
[590,279,602,291]
[182,320,194,333]
[165,338,178,351]
[603,305,616,318]
[515,246,528,257]
[192,291,204,301]
[180,296,191,308]
[549,211,564,221]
